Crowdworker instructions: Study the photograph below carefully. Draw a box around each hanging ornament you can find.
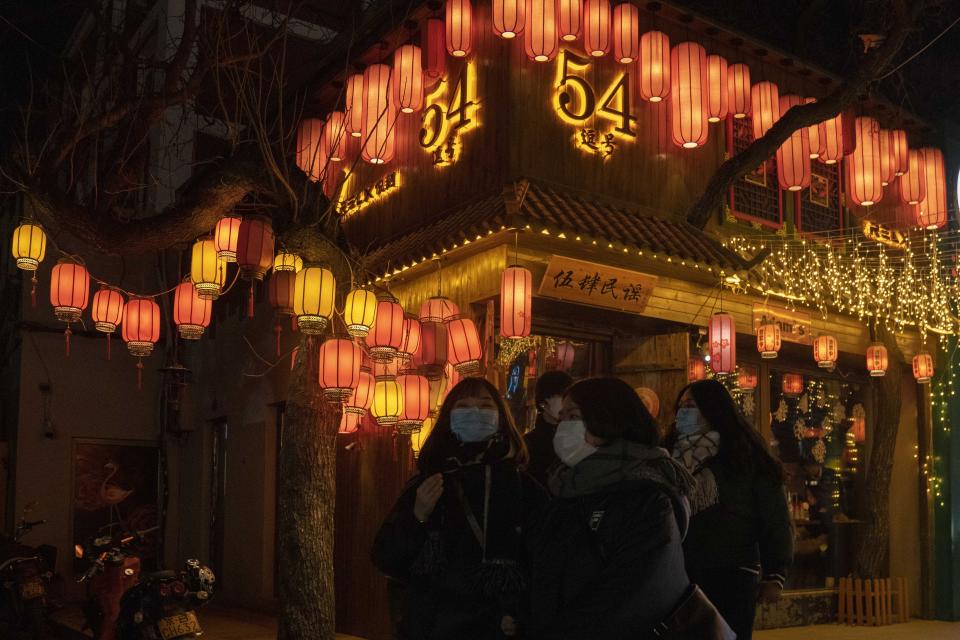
[420,296,460,322]
[803,97,821,159]
[318,338,363,402]
[750,81,780,140]
[11,222,46,271]
[398,315,423,363]
[447,318,483,375]
[50,259,90,356]
[726,63,750,119]
[322,111,347,162]
[865,343,888,377]
[738,365,758,391]
[123,297,160,390]
[173,280,212,340]
[812,334,838,369]
[191,239,227,300]
[344,288,379,337]
[393,44,424,113]
[410,416,434,457]
[344,369,376,420]
[273,252,303,273]
[445,0,474,58]
[756,323,781,359]
[294,266,336,335]
[611,2,638,64]
[397,373,431,434]
[345,73,365,138]
[361,64,397,165]
[687,357,706,382]
[91,286,124,360]
[878,129,896,187]
[415,319,449,380]
[500,266,532,338]
[918,147,947,229]
[846,116,883,206]
[816,111,843,164]
[295,118,324,181]
[899,149,926,206]
[708,312,736,373]
[424,18,446,87]
[557,0,582,42]
[782,373,803,396]
[371,379,404,425]
[367,297,406,363]
[493,0,524,39]
[638,30,670,103]
[268,270,297,356]
[706,55,728,123]
[236,216,275,282]
[913,352,934,384]
[214,215,242,262]
[890,129,909,176]
[670,41,709,149]
[775,95,811,191]
[583,0,610,57]
[524,0,559,62]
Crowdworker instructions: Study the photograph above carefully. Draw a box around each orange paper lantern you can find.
[122,298,161,357]
[345,369,376,417]
[557,0,582,42]
[319,338,363,401]
[670,42,709,149]
[91,287,125,333]
[899,148,926,206]
[782,373,803,396]
[817,111,843,164]
[446,0,473,58]
[420,296,460,322]
[583,0,610,57]
[891,129,909,176]
[295,118,324,180]
[500,266,532,338]
[750,81,780,140]
[706,55,728,123]
[803,97,821,159]
[611,2,639,64]
[393,44,424,113]
[913,352,934,384]
[756,323,781,359]
[236,216,275,281]
[322,111,346,162]
[361,64,397,165]
[687,357,706,382]
[447,318,483,375]
[918,147,947,229]
[866,343,888,377]
[727,63,750,119]
[345,73,365,138]
[397,373,431,433]
[50,260,90,323]
[813,335,838,369]
[339,412,362,434]
[214,215,242,262]
[846,116,883,206]
[424,18,446,87]
[738,365,758,391]
[524,0,559,62]
[398,315,423,362]
[173,280,212,340]
[415,320,448,380]
[776,94,811,191]
[493,0,524,39]
[878,129,896,187]
[709,312,736,373]
[638,30,670,103]
[367,298,405,362]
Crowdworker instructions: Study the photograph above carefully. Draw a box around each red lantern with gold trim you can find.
[727,63,750,119]
[638,31,670,103]
[236,216,275,281]
[750,81,780,140]
[393,44,424,114]
[447,318,483,375]
[891,129,909,176]
[319,338,363,401]
[557,0,582,42]
[913,352,934,384]
[397,373,431,434]
[173,280,212,340]
[398,315,423,362]
[899,149,926,206]
[756,323,781,359]
[782,373,803,396]
[446,0,473,58]
[500,266,532,338]
[813,335,838,369]
[345,74,364,138]
[493,0,524,39]
[367,298,406,363]
[420,296,460,322]
[344,369,375,418]
[92,287,124,334]
[706,55,728,123]
[776,94,811,191]
[214,215,242,262]
[611,2,639,64]
[362,64,397,165]
[866,343,888,377]
[670,42,709,150]
[122,297,161,358]
[709,312,736,373]
[738,365,758,391]
[583,0,610,57]
[50,259,90,325]
[918,147,947,229]
[846,116,883,206]
[525,0,559,62]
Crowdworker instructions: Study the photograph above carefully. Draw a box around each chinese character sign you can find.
[538,256,657,314]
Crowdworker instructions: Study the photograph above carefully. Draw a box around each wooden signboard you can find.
[538,255,657,314]
[752,304,814,345]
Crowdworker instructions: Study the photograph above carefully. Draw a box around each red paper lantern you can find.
[919,147,947,229]
[555,341,576,371]
[687,357,706,382]
[706,55,728,123]
[367,298,405,362]
[447,318,483,375]
[776,95,811,191]
[340,412,362,434]
[268,270,296,316]
[803,97,821,159]
[398,315,423,362]
[173,280,212,340]
[319,338,363,401]
[557,0,582,42]
[782,373,803,396]
[817,111,843,164]
[420,296,460,322]
[446,0,473,58]
[373,357,400,381]
[362,64,397,165]
[493,0,524,39]
[397,373,431,433]
[738,365,758,391]
[750,81,780,140]
[214,215,242,262]
[295,118,324,180]
[50,260,90,323]
[638,30,670,103]
[583,0,610,57]
[415,320,448,380]
[756,323,781,359]
[878,129,896,187]
[122,298,160,357]
[345,73,365,137]
[727,63,750,119]
[913,352,934,384]
[500,266,532,338]
[236,216,275,281]
[866,343,888,377]
[424,18,446,88]
[899,148,926,206]
[322,111,346,162]
[344,369,376,417]
[91,287,124,333]
[891,129,909,176]
[709,312,736,373]
[524,0,559,62]
[670,42,709,149]
[393,44,424,114]
[846,116,883,206]
[813,335,838,369]
[444,361,463,398]
[611,2,639,63]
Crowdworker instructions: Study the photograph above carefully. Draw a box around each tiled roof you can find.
[361,180,747,275]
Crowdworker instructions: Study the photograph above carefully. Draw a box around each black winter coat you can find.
[523,414,558,489]
[372,460,547,640]
[526,480,690,640]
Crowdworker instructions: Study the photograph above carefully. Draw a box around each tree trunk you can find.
[278,338,338,639]
[854,324,904,577]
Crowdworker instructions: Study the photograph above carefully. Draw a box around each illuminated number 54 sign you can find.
[420,62,478,166]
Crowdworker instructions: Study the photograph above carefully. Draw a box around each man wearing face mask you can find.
[523,371,573,488]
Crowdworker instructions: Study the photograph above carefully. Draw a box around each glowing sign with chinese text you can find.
[538,256,657,313]
[419,62,479,166]
[337,171,401,217]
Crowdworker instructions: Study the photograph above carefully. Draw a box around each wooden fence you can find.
[837,577,909,625]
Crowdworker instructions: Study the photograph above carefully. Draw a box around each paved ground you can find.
[756,620,960,639]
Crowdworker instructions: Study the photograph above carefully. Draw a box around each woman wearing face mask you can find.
[523,371,574,488]
[526,377,733,639]
[669,380,793,640]
[372,377,547,639]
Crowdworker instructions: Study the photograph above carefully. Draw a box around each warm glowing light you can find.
[445,0,473,58]
[775,94,810,191]
[415,320,449,380]
[345,369,375,417]
[11,222,46,270]
[236,216,275,281]
[899,148,926,206]
[638,31,670,102]
[319,338,363,401]
[756,323,781,359]
[727,63,750,119]
[891,129,909,176]
[846,116,883,206]
[173,280,212,340]
[500,266,532,338]
[420,296,460,322]
[706,55,728,122]
[817,111,843,164]
[738,365,758,390]
[367,298,405,362]
[866,343,888,377]
[50,260,90,323]
[345,74,364,137]
[913,352,934,384]
[583,0,610,57]
[447,318,483,375]
[782,373,803,395]
[190,239,226,300]
[557,0,582,41]
[524,0,559,62]
[919,147,947,229]
[91,287,124,333]
[295,118,324,180]
[214,215,242,262]
[344,288,378,337]
[293,266,336,335]
[371,379,404,425]
[708,312,736,373]
[361,64,397,165]
[273,252,303,273]
[398,315,423,361]
[611,2,638,64]
[322,111,347,162]
[397,373,431,433]
[122,298,160,357]
[750,81,780,140]
[687,357,706,382]
[424,18,446,88]
[812,334,838,369]
[878,129,896,187]
[393,44,424,113]
[803,97,821,159]
[493,0,524,39]
[670,41,709,149]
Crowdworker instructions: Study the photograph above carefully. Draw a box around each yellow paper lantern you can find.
[273,252,303,273]
[191,239,227,300]
[11,222,46,271]
[410,416,434,457]
[214,215,242,262]
[344,288,378,337]
[371,379,404,425]
[294,266,336,335]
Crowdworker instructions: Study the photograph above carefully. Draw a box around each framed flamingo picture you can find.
[70,438,161,576]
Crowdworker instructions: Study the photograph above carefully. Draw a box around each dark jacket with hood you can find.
[526,440,696,639]
[372,435,547,640]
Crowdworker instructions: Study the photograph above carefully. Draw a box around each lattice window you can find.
[796,160,842,234]
[728,117,782,228]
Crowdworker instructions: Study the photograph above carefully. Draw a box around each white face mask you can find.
[553,419,598,467]
[542,396,563,423]
[675,407,708,437]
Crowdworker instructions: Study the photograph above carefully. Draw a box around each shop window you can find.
[728,117,783,228]
[768,371,867,590]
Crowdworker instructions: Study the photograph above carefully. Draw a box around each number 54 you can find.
[556,50,636,138]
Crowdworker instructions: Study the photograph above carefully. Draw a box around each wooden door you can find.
[611,332,690,436]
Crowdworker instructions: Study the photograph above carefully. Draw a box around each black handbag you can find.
[650,585,736,640]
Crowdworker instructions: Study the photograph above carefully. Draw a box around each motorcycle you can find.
[117,558,215,640]
[0,515,55,640]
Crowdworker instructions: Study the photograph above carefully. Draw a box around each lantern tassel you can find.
[248,285,255,319]
[30,274,37,308]
[275,322,282,357]
[107,333,112,361]
[137,360,144,391]
[64,326,72,357]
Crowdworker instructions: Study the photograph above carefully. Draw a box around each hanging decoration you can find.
[737,365,758,391]
[726,63,750,119]
[415,319,448,380]
[12,222,46,271]
[891,129,909,176]
[50,259,90,355]
[214,215,242,262]
[687,357,706,382]
[446,0,474,58]
[865,343,888,377]
[782,373,804,396]
[899,149,926,206]
[846,116,883,206]
[344,369,376,420]
[493,0,524,39]
[750,81,780,140]
[420,296,460,322]
[804,97,821,159]
[371,379,404,425]
[816,111,843,164]
[294,266,336,335]
[878,129,896,187]
[424,18,446,88]
[397,373,431,433]
[919,147,947,229]
[670,41,709,149]
[236,217,275,281]
[268,269,297,355]
[557,0,582,42]
[361,64,397,165]
[191,239,226,300]
[367,297,406,362]
[500,265,532,338]
[812,334,838,369]
[123,297,160,389]
[706,55,728,123]
[638,30,670,103]
[344,288,379,337]
[322,111,347,162]
[295,118,324,180]
[555,341,576,371]
[708,312,736,373]
[756,323,781,359]
[775,94,811,191]
[91,286,124,360]
[398,315,423,362]
[173,280,212,340]
[393,44,424,113]
[345,73,365,137]
[913,351,934,384]
[318,338,363,401]
[273,252,303,273]
[524,0,559,62]
[611,2,639,64]
[447,318,483,375]
[583,0,611,57]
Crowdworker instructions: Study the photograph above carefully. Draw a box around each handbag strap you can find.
[455,464,492,561]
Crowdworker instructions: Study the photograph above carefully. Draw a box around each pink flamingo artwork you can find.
[100,462,135,526]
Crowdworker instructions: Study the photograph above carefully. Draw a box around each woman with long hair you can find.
[527,377,733,639]
[372,377,547,639]
[669,379,793,640]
